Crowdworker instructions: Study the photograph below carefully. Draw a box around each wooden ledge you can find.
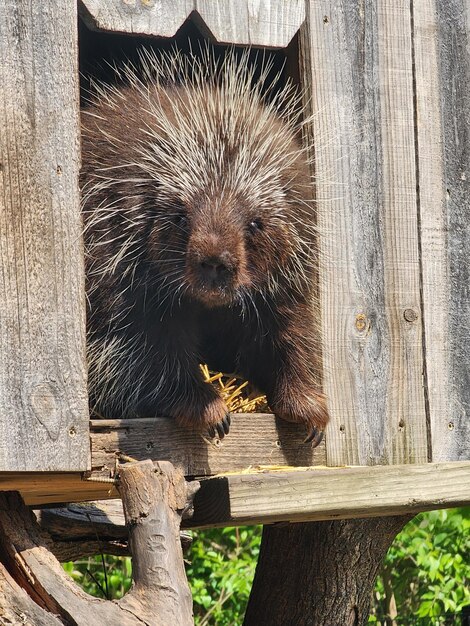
[90,414,326,478]
[188,461,470,528]
[0,417,468,519]
[1,461,469,525]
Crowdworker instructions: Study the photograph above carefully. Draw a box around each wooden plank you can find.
[79,0,304,47]
[413,0,470,461]
[299,2,428,466]
[2,460,470,520]
[0,2,89,470]
[90,415,326,478]
[0,473,118,506]
[189,461,470,528]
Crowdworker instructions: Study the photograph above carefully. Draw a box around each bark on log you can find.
[117,461,197,625]
[0,460,198,625]
[0,563,63,626]
[244,516,412,626]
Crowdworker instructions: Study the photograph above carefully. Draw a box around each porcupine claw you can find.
[304,427,324,448]
[208,412,231,439]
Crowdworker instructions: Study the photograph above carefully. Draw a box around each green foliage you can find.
[63,508,468,625]
[62,554,132,600]
[370,507,470,624]
[186,526,261,626]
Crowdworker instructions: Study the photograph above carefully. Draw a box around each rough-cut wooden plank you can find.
[0,2,89,470]
[90,415,326,478]
[299,2,428,466]
[3,459,470,520]
[189,461,470,528]
[413,0,470,462]
[79,0,304,47]
[0,473,119,506]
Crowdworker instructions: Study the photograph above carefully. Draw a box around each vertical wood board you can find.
[79,0,304,48]
[0,1,89,470]
[413,0,470,461]
[300,1,428,465]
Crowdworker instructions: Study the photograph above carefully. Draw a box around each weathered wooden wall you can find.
[0,0,467,476]
[413,0,470,462]
[300,0,470,466]
[300,1,428,466]
[0,1,89,470]
[79,0,304,46]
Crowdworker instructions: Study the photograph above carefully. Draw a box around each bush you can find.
[370,507,470,624]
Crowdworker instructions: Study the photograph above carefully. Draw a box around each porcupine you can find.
[81,46,328,445]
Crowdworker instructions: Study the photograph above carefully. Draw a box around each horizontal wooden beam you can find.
[0,472,119,506]
[90,415,326,478]
[1,416,469,521]
[188,461,470,528]
[6,460,470,525]
[0,414,325,505]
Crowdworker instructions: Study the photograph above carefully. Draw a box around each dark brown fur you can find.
[81,51,328,440]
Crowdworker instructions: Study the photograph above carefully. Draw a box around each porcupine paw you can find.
[270,389,329,448]
[174,393,231,439]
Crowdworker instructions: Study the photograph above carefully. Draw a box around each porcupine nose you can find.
[199,256,231,282]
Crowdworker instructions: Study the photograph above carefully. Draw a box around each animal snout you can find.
[199,252,235,284]
[199,256,232,281]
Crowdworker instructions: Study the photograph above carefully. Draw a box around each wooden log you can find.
[0,0,89,471]
[0,563,63,626]
[244,515,411,626]
[301,0,428,466]
[79,0,304,47]
[117,461,196,625]
[0,461,198,625]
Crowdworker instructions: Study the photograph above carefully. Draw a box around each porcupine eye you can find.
[170,212,188,229]
[248,219,263,235]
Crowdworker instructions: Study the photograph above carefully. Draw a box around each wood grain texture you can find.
[117,461,195,625]
[189,461,470,529]
[300,2,428,466]
[413,0,470,461]
[2,459,470,518]
[0,564,64,626]
[79,0,304,47]
[90,414,326,478]
[0,473,119,506]
[0,2,89,470]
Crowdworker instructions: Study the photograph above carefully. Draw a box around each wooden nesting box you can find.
[0,0,469,523]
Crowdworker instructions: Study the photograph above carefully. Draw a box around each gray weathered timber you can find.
[0,465,196,625]
[413,0,470,461]
[300,2,428,466]
[91,415,326,478]
[2,458,470,513]
[0,2,89,470]
[189,461,470,529]
[79,0,304,47]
